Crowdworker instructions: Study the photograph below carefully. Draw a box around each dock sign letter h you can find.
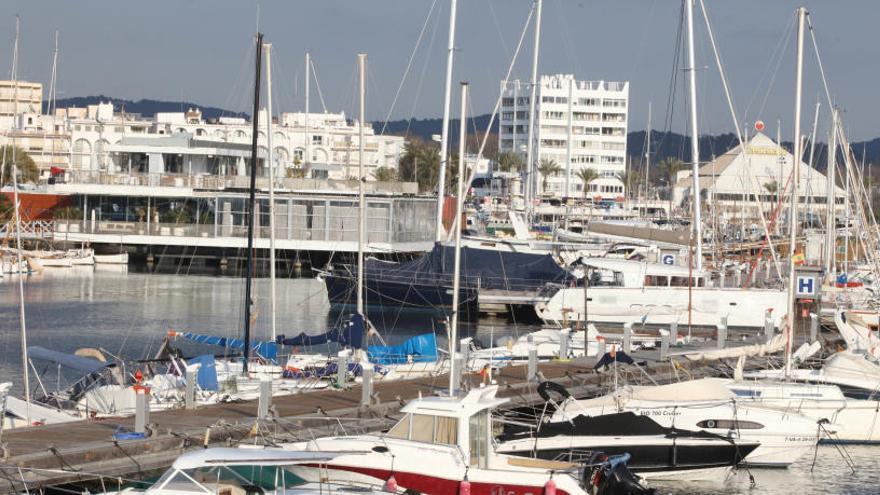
[797,276,814,295]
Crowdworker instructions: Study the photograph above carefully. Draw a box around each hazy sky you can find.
[2,1,877,139]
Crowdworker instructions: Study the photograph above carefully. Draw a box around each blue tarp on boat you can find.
[176,332,278,360]
[368,333,438,365]
[188,354,219,391]
[276,313,365,349]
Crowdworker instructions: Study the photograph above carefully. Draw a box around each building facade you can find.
[499,74,629,199]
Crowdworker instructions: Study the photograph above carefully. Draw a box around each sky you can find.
[1,0,878,140]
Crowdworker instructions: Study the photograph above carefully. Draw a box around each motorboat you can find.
[94,252,129,264]
[535,258,788,329]
[496,410,758,481]
[549,378,824,467]
[282,385,653,495]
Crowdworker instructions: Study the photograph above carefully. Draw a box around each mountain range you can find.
[51,96,879,168]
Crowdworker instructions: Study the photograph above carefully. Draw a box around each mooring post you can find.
[185,364,199,410]
[134,389,149,434]
[764,309,774,343]
[623,323,632,353]
[558,328,570,359]
[527,335,538,382]
[717,318,728,349]
[459,339,470,366]
[660,330,670,361]
[810,312,819,342]
[452,352,464,393]
[597,338,606,358]
[361,362,374,406]
[670,322,679,345]
[258,377,272,419]
[336,350,350,389]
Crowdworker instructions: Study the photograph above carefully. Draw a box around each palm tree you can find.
[575,167,599,200]
[1,146,39,186]
[658,158,683,216]
[616,170,642,198]
[494,151,523,174]
[537,158,563,195]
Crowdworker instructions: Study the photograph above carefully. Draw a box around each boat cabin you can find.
[581,258,707,288]
[384,386,508,469]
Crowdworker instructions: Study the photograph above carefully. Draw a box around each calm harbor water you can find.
[1,268,878,493]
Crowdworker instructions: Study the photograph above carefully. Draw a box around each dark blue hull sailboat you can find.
[322,243,574,314]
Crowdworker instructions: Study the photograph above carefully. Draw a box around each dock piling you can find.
[810,312,819,342]
[134,389,149,434]
[527,336,538,382]
[184,364,199,410]
[258,378,272,419]
[660,331,669,360]
[336,350,350,389]
[558,328,569,359]
[361,362,374,406]
[670,322,679,345]
[764,309,774,343]
[623,323,632,353]
[717,318,728,349]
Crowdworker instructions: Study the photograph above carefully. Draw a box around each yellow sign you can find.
[747,146,785,156]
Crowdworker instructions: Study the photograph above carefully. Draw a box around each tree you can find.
[397,137,440,193]
[616,169,642,198]
[763,180,778,195]
[575,168,599,200]
[537,158,562,195]
[1,146,39,186]
[373,166,397,182]
[494,151,523,174]
[658,158,684,216]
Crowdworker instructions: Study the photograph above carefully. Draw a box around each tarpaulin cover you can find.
[368,333,438,365]
[364,243,574,291]
[177,333,278,360]
[276,313,364,349]
[28,346,110,375]
[188,354,219,391]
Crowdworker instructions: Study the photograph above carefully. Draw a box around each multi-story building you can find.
[0,80,42,117]
[499,74,629,199]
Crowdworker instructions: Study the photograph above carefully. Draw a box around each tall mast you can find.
[824,109,838,275]
[684,0,703,271]
[449,81,468,396]
[357,53,367,316]
[10,15,31,425]
[435,0,458,241]
[265,42,277,341]
[644,101,652,210]
[243,33,264,375]
[524,0,544,221]
[305,52,310,173]
[48,30,59,167]
[785,7,807,379]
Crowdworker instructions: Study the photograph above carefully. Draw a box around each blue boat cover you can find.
[368,333,438,365]
[276,313,365,349]
[177,332,278,360]
[188,354,219,391]
[28,346,110,375]
[364,243,574,291]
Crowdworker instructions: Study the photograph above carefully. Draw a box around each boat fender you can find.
[544,478,556,495]
[458,478,471,495]
[384,475,398,493]
[537,381,571,402]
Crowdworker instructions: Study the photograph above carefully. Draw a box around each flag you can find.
[792,251,805,266]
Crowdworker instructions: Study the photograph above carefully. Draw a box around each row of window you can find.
[502,97,626,108]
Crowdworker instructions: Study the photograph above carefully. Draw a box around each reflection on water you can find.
[2,270,877,494]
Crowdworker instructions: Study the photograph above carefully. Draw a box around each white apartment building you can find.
[0,80,42,117]
[499,74,629,199]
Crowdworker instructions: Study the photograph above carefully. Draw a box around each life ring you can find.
[537,381,571,402]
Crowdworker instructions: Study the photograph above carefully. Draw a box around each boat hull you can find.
[323,272,477,313]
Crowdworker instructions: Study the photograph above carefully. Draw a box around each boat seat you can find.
[506,457,577,470]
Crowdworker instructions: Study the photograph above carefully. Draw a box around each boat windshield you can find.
[385,413,458,445]
[148,465,281,494]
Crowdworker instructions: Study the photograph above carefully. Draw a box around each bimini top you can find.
[28,346,112,375]
[400,385,509,419]
[172,448,356,470]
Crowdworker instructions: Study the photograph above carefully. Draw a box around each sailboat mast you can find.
[524,0,544,222]
[644,102,652,212]
[11,15,31,425]
[824,109,838,276]
[243,33,264,375]
[449,81,468,397]
[785,7,807,379]
[435,0,458,241]
[305,52,310,172]
[684,0,703,271]
[357,53,367,316]
[265,42,277,341]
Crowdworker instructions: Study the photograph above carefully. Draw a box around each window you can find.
[578,98,599,106]
[502,112,514,121]
[434,417,458,445]
[603,99,627,108]
[697,419,764,430]
[502,97,514,106]
[410,414,434,443]
[469,411,488,468]
[386,414,411,439]
[515,111,529,120]
[311,135,323,145]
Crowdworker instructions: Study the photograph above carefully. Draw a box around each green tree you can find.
[493,151,523,174]
[575,167,599,199]
[1,146,40,186]
[397,137,440,193]
[763,180,778,195]
[373,166,397,182]
[658,158,683,186]
[537,158,562,194]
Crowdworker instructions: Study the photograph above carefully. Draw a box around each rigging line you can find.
[485,0,510,58]
[380,0,439,136]
[551,0,578,76]
[742,15,796,122]
[656,1,684,160]
[309,58,329,114]
[806,15,836,112]
[757,17,796,120]
[405,4,444,138]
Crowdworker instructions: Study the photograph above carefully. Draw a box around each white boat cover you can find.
[823,352,880,381]
[679,333,786,362]
[573,378,736,410]
[4,396,79,424]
